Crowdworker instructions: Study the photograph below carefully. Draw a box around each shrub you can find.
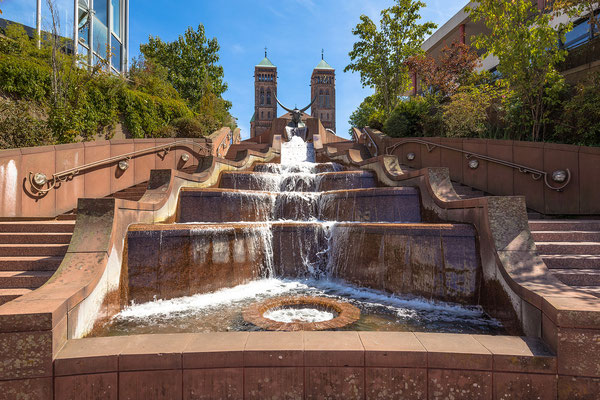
[553,74,600,146]
[442,85,495,138]
[0,55,51,101]
[0,99,53,149]
[383,97,430,137]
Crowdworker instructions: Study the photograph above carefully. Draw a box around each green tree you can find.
[467,0,571,141]
[348,95,385,133]
[140,24,229,110]
[344,0,436,116]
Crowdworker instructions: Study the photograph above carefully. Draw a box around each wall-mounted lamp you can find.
[33,173,48,186]
[552,170,567,183]
[406,152,416,161]
[181,153,190,163]
[118,160,129,171]
[468,159,479,169]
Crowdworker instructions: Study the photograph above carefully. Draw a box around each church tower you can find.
[250,50,277,138]
[310,52,336,133]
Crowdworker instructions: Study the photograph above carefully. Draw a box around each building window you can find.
[268,111,271,119]
[260,88,264,105]
[325,89,330,108]
[261,111,264,119]
[319,89,324,107]
[266,89,271,105]
[564,14,600,49]
[111,0,121,38]
[111,35,121,71]
[327,113,329,120]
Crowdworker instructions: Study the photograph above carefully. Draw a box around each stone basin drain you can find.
[243,296,360,331]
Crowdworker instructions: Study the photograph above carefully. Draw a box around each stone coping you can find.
[54,332,556,376]
[180,186,414,196]
[127,222,474,236]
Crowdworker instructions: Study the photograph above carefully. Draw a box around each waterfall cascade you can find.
[91,136,504,336]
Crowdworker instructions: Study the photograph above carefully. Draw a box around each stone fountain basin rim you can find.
[243,296,361,331]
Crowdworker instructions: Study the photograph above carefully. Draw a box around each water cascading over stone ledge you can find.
[124,137,483,310]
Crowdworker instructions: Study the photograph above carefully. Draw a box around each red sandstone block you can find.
[494,372,556,400]
[0,330,53,381]
[119,370,182,400]
[55,372,117,400]
[244,331,303,367]
[557,327,600,378]
[119,333,194,371]
[244,367,303,400]
[303,331,364,367]
[305,367,364,400]
[428,369,492,400]
[415,332,492,371]
[365,367,426,399]
[54,336,130,376]
[542,294,600,330]
[183,368,243,400]
[472,335,556,374]
[0,377,52,400]
[360,332,426,368]
[558,375,600,399]
[183,332,248,369]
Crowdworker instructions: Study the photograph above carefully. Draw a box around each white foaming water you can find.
[264,307,335,323]
[115,277,500,330]
[281,136,315,164]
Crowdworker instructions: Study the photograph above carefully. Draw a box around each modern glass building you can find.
[75,0,129,74]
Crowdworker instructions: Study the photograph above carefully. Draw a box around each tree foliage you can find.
[405,41,480,99]
[344,0,436,116]
[467,0,570,141]
[140,25,229,110]
[348,95,385,132]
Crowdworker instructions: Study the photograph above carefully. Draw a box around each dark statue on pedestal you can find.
[275,95,317,142]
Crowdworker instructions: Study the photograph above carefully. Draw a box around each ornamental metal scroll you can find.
[360,134,571,192]
[28,139,212,196]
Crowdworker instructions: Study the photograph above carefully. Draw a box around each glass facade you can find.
[76,0,128,73]
[564,14,600,49]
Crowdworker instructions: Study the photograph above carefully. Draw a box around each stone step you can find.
[0,244,69,257]
[552,269,600,286]
[0,233,72,244]
[0,256,63,271]
[531,231,600,242]
[529,220,600,231]
[0,288,33,306]
[536,242,600,255]
[542,255,600,269]
[0,270,54,288]
[0,221,75,233]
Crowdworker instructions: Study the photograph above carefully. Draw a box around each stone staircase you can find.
[0,220,75,305]
[0,164,203,306]
[529,219,600,296]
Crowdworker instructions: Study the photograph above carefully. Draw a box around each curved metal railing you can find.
[28,139,213,195]
[355,128,571,192]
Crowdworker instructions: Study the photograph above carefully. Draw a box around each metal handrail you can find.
[361,128,379,157]
[384,138,571,192]
[28,139,212,195]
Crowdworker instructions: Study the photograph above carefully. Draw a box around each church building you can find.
[250,52,336,138]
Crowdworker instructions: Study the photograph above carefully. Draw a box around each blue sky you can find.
[2,0,467,140]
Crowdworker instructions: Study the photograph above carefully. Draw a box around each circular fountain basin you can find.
[243,296,360,331]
